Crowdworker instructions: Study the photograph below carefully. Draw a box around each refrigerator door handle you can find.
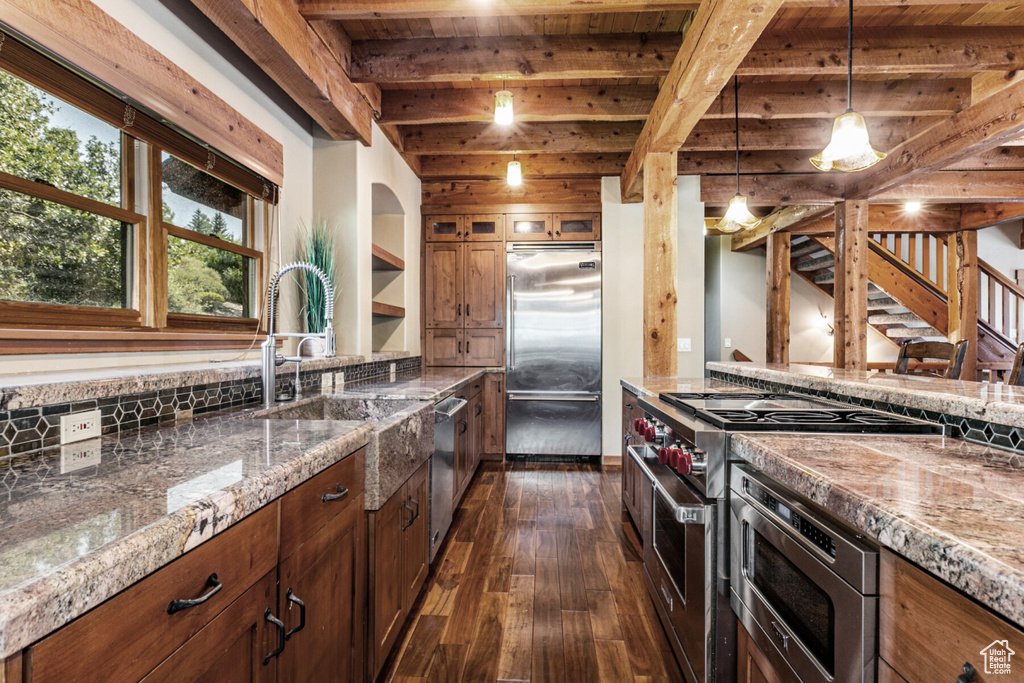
[507,392,601,402]
[506,274,516,370]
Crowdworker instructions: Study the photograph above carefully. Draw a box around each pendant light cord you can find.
[734,76,741,195]
[847,0,853,112]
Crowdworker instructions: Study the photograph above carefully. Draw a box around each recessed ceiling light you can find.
[905,201,922,213]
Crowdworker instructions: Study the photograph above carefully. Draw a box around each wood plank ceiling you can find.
[273,1,1024,213]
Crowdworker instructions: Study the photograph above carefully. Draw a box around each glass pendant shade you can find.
[494,90,514,125]
[714,194,759,233]
[506,160,522,186]
[810,110,887,173]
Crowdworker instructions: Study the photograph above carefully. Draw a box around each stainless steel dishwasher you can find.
[430,395,466,563]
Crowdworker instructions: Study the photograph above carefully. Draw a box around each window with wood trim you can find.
[0,29,277,345]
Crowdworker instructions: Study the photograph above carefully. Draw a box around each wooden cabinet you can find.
[424,214,464,242]
[465,214,504,241]
[621,388,644,535]
[554,213,601,240]
[424,243,462,329]
[482,372,505,457]
[506,213,552,241]
[880,550,1024,682]
[453,381,483,503]
[464,241,504,328]
[464,328,504,366]
[737,621,786,683]
[368,459,431,681]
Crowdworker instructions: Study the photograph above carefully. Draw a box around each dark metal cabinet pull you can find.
[555,231,561,236]
[458,419,468,435]
[285,588,306,640]
[957,662,977,683]
[322,485,349,502]
[466,341,471,354]
[410,497,420,519]
[402,501,415,530]
[263,609,286,664]
[458,341,462,354]
[466,304,470,316]
[457,303,461,316]
[475,403,482,416]
[167,573,222,614]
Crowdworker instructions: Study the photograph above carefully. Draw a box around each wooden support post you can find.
[766,232,791,364]
[947,230,979,380]
[643,152,678,377]
[833,201,869,370]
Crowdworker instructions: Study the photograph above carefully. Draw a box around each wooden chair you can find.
[894,340,969,380]
[1008,343,1024,386]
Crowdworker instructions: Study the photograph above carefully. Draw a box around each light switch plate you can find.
[724,338,732,348]
[389,363,397,381]
[60,409,102,444]
[60,438,102,474]
[321,373,333,393]
[335,372,345,390]
[677,338,692,353]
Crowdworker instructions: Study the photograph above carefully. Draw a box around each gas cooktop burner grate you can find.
[665,392,780,401]
[762,410,843,424]
[844,411,911,425]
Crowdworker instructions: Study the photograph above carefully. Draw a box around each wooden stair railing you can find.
[979,260,1024,347]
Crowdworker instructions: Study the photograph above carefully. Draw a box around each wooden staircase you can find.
[790,232,1021,372]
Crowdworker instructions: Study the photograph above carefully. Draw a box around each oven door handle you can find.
[627,446,705,525]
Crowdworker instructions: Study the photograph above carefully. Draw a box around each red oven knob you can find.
[675,450,694,475]
[634,418,645,433]
[668,448,683,468]
[644,426,656,442]
[658,447,669,465]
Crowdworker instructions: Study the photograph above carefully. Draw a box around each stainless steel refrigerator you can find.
[505,242,602,458]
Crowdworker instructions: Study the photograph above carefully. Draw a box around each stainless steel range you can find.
[626,389,942,683]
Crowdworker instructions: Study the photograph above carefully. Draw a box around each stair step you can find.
[790,241,825,259]
[869,313,926,325]
[866,296,900,309]
[886,326,943,338]
[813,272,834,285]
[795,254,835,272]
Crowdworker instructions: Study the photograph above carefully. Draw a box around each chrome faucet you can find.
[261,262,336,406]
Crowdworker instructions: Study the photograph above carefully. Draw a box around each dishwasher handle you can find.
[435,397,467,419]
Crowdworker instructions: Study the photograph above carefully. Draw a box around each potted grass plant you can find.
[298,219,337,355]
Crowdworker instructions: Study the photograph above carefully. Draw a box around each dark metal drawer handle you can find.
[167,573,222,614]
[770,621,789,649]
[285,588,306,640]
[402,501,415,530]
[263,609,286,664]
[322,485,349,502]
[458,419,468,435]
[410,496,420,520]
[475,403,482,416]
[957,662,977,683]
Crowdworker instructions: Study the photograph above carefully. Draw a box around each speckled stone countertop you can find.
[335,366,501,401]
[731,433,1024,627]
[620,376,751,398]
[0,417,371,657]
[708,361,1024,428]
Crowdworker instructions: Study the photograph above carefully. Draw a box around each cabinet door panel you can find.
[465,214,504,242]
[464,329,504,367]
[506,213,552,241]
[402,461,431,613]
[279,496,365,683]
[482,373,505,456]
[425,243,462,328]
[454,410,471,505]
[425,215,464,242]
[464,242,505,328]
[426,329,464,367]
[280,448,363,559]
[371,492,406,679]
[554,213,601,241]
[141,571,278,683]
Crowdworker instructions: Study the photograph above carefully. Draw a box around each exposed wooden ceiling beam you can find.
[872,171,1024,203]
[681,116,937,152]
[381,85,658,125]
[702,174,843,206]
[299,0,998,20]
[419,153,631,180]
[187,0,372,144]
[402,122,642,155]
[422,179,602,207]
[350,33,682,83]
[960,204,1024,230]
[619,0,784,202]
[730,205,832,251]
[707,79,968,120]
[847,78,1024,200]
[738,27,1024,76]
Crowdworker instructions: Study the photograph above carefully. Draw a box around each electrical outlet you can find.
[724,338,732,348]
[389,363,397,381]
[335,372,345,390]
[175,409,193,424]
[60,409,101,445]
[321,373,333,393]
[677,338,692,353]
[60,438,102,474]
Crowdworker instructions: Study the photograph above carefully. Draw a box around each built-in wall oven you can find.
[730,464,878,683]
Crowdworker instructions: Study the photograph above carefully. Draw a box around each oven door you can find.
[630,446,715,683]
[730,495,877,683]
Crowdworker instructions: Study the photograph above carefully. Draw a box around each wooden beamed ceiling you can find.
[189,0,1024,221]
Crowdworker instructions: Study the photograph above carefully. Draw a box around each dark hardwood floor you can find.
[381,461,686,683]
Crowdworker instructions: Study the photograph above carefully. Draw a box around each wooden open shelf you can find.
[371,244,405,272]
[372,301,406,318]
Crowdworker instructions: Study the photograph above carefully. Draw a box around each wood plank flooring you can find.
[382,461,686,683]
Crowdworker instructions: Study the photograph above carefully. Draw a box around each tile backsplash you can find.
[0,356,421,458]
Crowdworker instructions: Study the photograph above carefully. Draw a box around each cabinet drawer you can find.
[29,503,278,683]
[280,447,365,559]
[880,550,1024,682]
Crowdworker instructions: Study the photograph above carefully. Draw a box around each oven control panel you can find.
[746,480,837,558]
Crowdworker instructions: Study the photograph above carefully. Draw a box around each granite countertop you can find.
[620,376,753,398]
[709,361,1024,428]
[731,432,1024,627]
[0,416,371,657]
[334,366,500,401]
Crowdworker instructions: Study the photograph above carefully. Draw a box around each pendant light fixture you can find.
[714,77,759,234]
[809,0,886,172]
[494,83,514,126]
[507,156,522,186]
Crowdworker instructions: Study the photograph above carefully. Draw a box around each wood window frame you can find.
[0,29,279,352]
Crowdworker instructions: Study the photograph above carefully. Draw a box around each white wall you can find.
[0,0,316,374]
[677,177,706,377]
[978,221,1024,282]
[313,123,421,359]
